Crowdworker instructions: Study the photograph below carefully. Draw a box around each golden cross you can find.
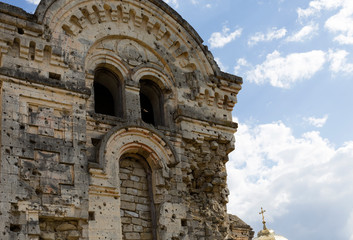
[259,207,267,230]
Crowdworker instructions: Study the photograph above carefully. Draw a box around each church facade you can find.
[0,0,253,239]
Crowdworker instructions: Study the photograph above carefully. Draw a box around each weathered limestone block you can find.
[0,0,253,239]
[120,157,153,240]
[159,203,188,240]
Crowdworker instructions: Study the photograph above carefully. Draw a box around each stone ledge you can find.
[174,105,238,129]
[0,67,91,96]
[0,2,36,21]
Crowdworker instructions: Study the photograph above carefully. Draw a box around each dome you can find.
[253,229,288,240]
[254,208,288,240]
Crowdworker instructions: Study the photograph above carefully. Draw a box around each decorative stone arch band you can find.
[85,36,175,91]
[34,0,218,77]
[85,49,130,78]
[132,64,174,93]
[97,125,178,183]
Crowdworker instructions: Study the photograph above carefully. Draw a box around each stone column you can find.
[125,85,141,121]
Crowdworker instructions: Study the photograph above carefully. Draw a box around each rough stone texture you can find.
[0,0,253,239]
[120,157,154,240]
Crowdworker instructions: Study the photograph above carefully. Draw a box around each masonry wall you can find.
[0,0,253,239]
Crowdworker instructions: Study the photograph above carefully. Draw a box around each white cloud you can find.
[25,0,40,4]
[297,0,344,19]
[245,50,326,88]
[215,57,228,72]
[346,210,353,240]
[328,49,353,73]
[286,23,318,42]
[325,1,353,44]
[208,26,242,48]
[248,28,287,46]
[303,115,328,127]
[227,120,353,238]
[297,0,353,44]
[234,58,250,75]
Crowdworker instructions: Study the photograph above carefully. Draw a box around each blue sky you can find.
[4,0,353,239]
[164,1,353,239]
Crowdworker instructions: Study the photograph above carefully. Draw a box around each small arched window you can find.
[94,68,123,117]
[139,79,164,126]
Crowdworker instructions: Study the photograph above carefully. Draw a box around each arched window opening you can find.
[119,154,157,240]
[140,92,155,125]
[94,68,123,117]
[139,79,164,126]
[94,81,115,116]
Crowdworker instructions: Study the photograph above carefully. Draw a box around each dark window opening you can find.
[49,72,61,80]
[88,211,95,221]
[29,41,35,60]
[140,92,155,125]
[93,68,123,117]
[17,28,24,35]
[91,138,101,147]
[139,79,164,127]
[94,81,115,116]
[10,224,21,232]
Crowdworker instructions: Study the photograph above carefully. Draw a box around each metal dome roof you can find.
[254,208,288,240]
[253,229,288,240]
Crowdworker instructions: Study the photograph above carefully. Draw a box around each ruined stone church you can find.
[0,0,254,239]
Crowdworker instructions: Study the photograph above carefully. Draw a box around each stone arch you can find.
[97,125,178,185]
[34,0,218,77]
[85,49,130,78]
[85,36,175,83]
[85,49,129,118]
[132,65,176,127]
[131,65,174,93]
[87,124,177,240]
[89,125,177,239]
[93,67,124,117]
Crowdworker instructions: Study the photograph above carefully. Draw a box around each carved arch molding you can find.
[88,125,178,239]
[86,36,174,90]
[95,125,177,186]
[38,0,215,76]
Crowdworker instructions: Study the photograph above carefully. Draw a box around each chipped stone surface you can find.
[0,0,253,239]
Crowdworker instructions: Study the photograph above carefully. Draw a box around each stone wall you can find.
[120,157,154,240]
[0,0,253,239]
